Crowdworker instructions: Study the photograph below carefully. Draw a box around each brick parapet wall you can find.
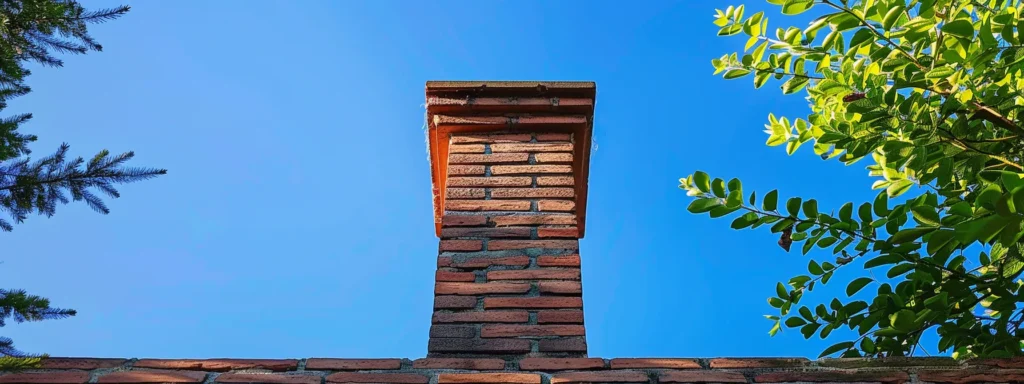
[7,357,1024,383]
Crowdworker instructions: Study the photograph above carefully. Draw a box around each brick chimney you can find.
[425,81,596,358]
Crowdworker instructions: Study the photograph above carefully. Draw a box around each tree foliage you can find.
[684,0,1024,358]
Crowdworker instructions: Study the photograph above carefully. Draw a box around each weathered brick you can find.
[441,227,532,238]
[449,153,529,164]
[435,271,476,282]
[447,200,531,211]
[491,165,572,175]
[438,257,452,267]
[710,358,809,369]
[451,133,532,143]
[610,358,700,369]
[412,358,505,370]
[538,200,575,212]
[435,282,531,295]
[326,373,427,384]
[430,325,477,338]
[820,357,956,368]
[491,143,573,152]
[305,358,402,370]
[451,256,530,268]
[485,297,583,309]
[448,177,532,187]
[446,188,485,199]
[539,337,587,352]
[537,310,584,324]
[216,374,321,384]
[490,214,576,226]
[755,370,909,383]
[537,255,581,267]
[490,188,574,198]
[449,144,485,153]
[0,372,90,384]
[41,358,126,369]
[539,281,583,294]
[537,176,574,186]
[488,240,579,250]
[487,269,581,280]
[519,358,604,371]
[98,371,207,384]
[538,227,579,238]
[970,357,1024,368]
[437,373,540,384]
[536,133,571,142]
[535,153,572,163]
[428,338,531,354]
[434,295,478,309]
[660,371,747,383]
[481,324,585,337]
[448,165,486,176]
[442,215,488,227]
[433,311,529,323]
[916,369,1024,384]
[439,240,482,252]
[550,371,647,383]
[133,359,297,372]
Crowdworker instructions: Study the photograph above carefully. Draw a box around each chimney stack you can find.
[425,81,596,358]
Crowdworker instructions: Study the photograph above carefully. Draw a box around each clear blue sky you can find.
[5,1,898,358]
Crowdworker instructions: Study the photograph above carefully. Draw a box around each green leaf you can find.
[846,277,873,297]
[890,309,916,332]
[887,179,914,197]
[694,171,711,193]
[892,227,938,244]
[781,0,813,15]
[687,198,722,213]
[858,203,873,223]
[864,254,902,268]
[711,179,727,198]
[848,28,874,47]
[882,6,905,30]
[819,341,854,358]
[764,190,779,211]
[873,191,889,217]
[802,199,819,219]
[808,260,824,275]
[776,282,789,299]
[941,19,975,38]
[925,66,955,79]
[785,317,808,327]
[724,69,751,79]
[911,206,940,226]
[731,212,760,229]
[726,190,744,208]
[782,76,809,94]
[787,197,802,217]
[887,263,914,278]
[769,321,781,336]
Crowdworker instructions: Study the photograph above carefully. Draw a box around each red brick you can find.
[441,227,532,238]
[491,143,572,152]
[916,369,1024,384]
[535,153,572,163]
[485,297,583,308]
[490,188,574,198]
[487,269,580,280]
[661,371,747,383]
[42,357,126,369]
[326,373,427,384]
[755,370,909,383]
[451,134,532,143]
[435,282,531,295]
[447,200,531,211]
[537,255,581,267]
[438,256,452,267]
[710,358,809,368]
[537,176,574,186]
[970,357,1024,368]
[447,188,485,199]
[518,116,588,125]
[481,324,585,337]
[539,281,583,294]
[448,165,486,175]
[412,358,505,370]
[610,358,700,369]
[428,338,531,353]
[820,357,955,368]
[432,311,529,323]
[537,310,584,324]
[435,271,476,282]
[489,240,578,250]
[451,256,530,268]
[551,371,648,383]
[450,144,485,153]
[434,295,477,309]
[538,200,575,212]
[491,165,572,175]
[536,133,571,141]
[430,325,477,338]
[442,215,487,227]
[449,153,529,164]
[440,240,482,252]
[448,177,531,187]
[216,374,321,384]
[539,337,587,352]
[538,227,579,238]
[437,373,540,384]
[490,214,576,226]
[0,372,89,384]
[519,358,604,371]
[133,359,298,372]
[98,371,207,384]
